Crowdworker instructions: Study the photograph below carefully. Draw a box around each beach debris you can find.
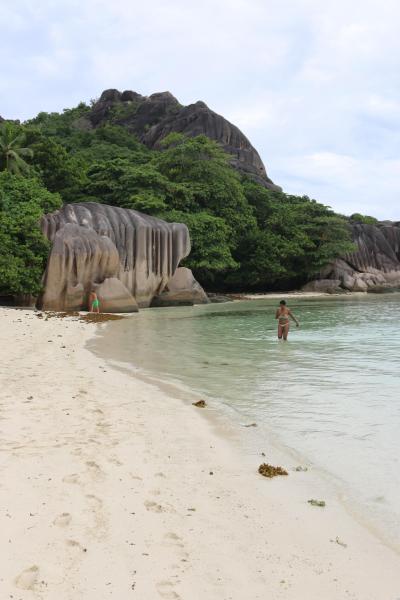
[258,463,288,478]
[308,499,326,507]
[261,452,266,457]
[192,400,207,408]
[36,310,123,324]
[40,310,79,319]
[330,536,347,548]
[294,466,308,472]
[209,471,214,475]
[243,422,257,427]
[81,312,123,323]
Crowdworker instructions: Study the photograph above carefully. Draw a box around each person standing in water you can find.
[275,299,299,340]
[88,288,100,313]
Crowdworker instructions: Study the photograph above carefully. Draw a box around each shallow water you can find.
[93,294,400,549]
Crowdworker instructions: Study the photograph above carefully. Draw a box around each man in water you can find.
[275,299,299,340]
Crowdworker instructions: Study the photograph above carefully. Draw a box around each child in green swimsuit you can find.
[89,289,100,313]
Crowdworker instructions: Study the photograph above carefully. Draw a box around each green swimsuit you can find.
[92,298,99,309]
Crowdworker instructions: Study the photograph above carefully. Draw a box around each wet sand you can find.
[1,306,399,599]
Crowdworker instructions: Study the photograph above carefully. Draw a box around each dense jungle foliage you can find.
[0,102,356,295]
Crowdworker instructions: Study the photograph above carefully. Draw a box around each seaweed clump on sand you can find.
[258,463,288,478]
[308,499,326,507]
[192,400,207,408]
[79,313,123,323]
[36,311,123,323]
[37,311,80,320]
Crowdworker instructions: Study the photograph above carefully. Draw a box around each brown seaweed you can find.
[258,463,288,478]
[192,400,207,408]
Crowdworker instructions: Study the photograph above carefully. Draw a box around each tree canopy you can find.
[0,104,357,296]
[0,122,33,175]
[0,172,61,296]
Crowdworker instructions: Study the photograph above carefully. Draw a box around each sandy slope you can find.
[0,307,399,600]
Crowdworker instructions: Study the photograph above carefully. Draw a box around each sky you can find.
[1,0,399,218]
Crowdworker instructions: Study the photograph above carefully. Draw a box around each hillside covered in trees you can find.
[0,91,358,297]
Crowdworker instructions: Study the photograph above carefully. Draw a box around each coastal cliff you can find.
[39,202,207,311]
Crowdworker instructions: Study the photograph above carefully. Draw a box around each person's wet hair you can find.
[280,300,286,305]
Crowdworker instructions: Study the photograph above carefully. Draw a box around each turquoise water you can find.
[93,295,400,549]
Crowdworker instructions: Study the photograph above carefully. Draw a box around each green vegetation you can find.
[0,171,61,296]
[0,102,357,296]
[350,213,378,225]
[0,122,33,174]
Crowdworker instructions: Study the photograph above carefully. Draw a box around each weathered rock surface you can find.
[151,267,209,307]
[40,222,120,311]
[39,203,193,311]
[95,278,138,313]
[310,221,400,292]
[86,89,280,190]
[302,279,342,293]
[207,293,234,303]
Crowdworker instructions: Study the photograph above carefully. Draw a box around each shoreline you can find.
[93,322,400,556]
[1,307,399,599]
[229,290,388,300]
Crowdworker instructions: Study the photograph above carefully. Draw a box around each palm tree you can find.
[0,122,33,174]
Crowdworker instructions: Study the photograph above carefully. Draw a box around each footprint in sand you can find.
[144,500,164,513]
[15,565,39,590]
[86,494,103,508]
[71,447,83,456]
[63,474,80,484]
[164,532,184,548]
[86,460,101,470]
[53,512,72,527]
[86,460,105,479]
[156,580,181,599]
[66,539,87,552]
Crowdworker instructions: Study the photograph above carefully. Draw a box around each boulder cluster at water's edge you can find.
[304,221,400,293]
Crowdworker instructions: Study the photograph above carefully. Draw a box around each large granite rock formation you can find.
[39,202,206,312]
[151,267,210,307]
[85,89,280,190]
[305,221,400,292]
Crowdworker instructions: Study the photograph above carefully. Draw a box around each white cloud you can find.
[0,0,399,217]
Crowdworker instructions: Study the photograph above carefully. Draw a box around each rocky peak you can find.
[98,88,123,103]
[148,91,179,104]
[88,88,280,190]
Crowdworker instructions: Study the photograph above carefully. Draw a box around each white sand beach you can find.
[1,306,399,599]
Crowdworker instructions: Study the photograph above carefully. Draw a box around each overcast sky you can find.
[1,0,399,218]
